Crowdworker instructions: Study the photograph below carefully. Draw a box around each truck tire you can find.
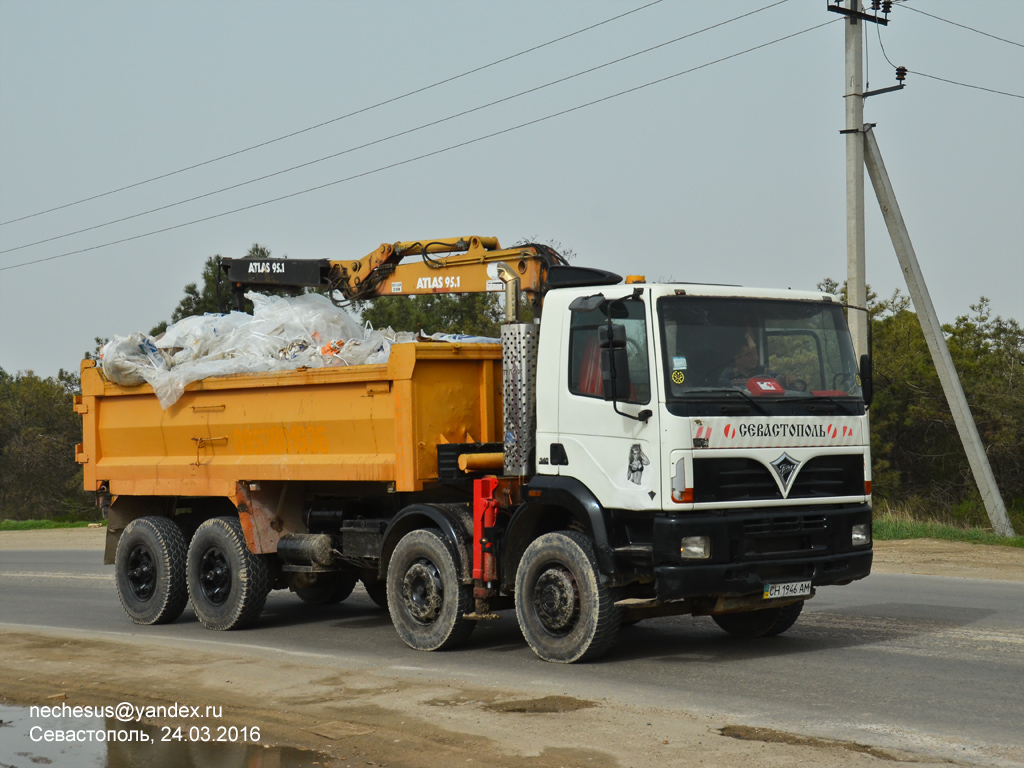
[186,516,270,631]
[515,531,620,663]
[387,528,474,652]
[361,575,388,610]
[295,572,358,604]
[712,600,804,638]
[114,516,189,625]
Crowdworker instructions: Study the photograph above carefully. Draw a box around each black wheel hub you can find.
[126,545,156,601]
[533,566,579,635]
[402,558,443,624]
[199,546,232,606]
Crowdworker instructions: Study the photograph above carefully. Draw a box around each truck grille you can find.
[693,458,778,502]
[693,455,863,502]
[741,514,829,558]
[743,515,828,536]
[790,455,864,498]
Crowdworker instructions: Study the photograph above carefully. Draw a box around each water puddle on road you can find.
[0,704,331,767]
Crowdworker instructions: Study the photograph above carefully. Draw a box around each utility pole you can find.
[844,0,867,359]
[827,1,1015,537]
[830,0,898,348]
[863,128,1016,537]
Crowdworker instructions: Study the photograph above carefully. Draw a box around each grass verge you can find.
[0,520,96,531]
[873,513,1024,548]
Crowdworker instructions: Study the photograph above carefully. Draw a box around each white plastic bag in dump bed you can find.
[101,334,171,387]
[100,291,495,409]
[103,293,390,408]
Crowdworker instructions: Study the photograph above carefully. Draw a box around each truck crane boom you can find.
[221,236,617,316]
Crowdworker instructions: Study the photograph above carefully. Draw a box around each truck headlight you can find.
[681,536,711,559]
[851,523,871,547]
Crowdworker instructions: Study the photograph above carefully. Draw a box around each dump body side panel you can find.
[79,343,502,498]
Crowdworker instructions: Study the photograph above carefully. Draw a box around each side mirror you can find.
[568,294,605,313]
[859,354,873,407]
[599,324,630,401]
[599,323,625,349]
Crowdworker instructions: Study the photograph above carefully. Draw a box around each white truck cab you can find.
[526,282,872,608]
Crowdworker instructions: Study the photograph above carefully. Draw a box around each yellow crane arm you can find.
[326,236,564,309]
[221,236,618,314]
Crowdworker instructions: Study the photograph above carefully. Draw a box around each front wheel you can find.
[712,600,804,637]
[515,531,620,663]
[386,529,474,652]
[186,516,270,630]
[114,516,189,625]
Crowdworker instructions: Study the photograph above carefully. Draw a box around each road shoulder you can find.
[2,529,1020,766]
[0,627,955,768]
[871,538,1024,581]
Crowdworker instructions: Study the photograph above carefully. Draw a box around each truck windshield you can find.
[657,295,863,412]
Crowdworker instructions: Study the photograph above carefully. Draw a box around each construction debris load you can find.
[100,291,495,408]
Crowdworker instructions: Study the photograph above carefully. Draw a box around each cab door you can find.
[555,293,661,511]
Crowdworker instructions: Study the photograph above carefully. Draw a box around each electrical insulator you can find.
[895,66,907,82]
[882,0,892,13]
[871,0,882,10]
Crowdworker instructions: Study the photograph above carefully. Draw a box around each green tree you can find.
[867,293,1023,529]
[818,278,1023,527]
[816,276,881,319]
[150,255,227,336]
[0,368,94,521]
[357,292,503,337]
[150,244,287,336]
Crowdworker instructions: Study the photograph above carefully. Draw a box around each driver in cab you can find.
[719,333,800,390]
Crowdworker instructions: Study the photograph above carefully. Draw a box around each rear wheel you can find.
[515,531,620,663]
[294,572,358,604]
[387,529,474,651]
[712,600,804,638]
[186,516,270,630]
[114,516,189,625]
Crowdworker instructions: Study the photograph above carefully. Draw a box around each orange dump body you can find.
[76,342,503,499]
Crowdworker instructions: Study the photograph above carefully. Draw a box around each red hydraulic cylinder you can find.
[472,477,500,582]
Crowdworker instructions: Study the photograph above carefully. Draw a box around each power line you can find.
[910,71,1023,100]
[875,20,899,69]
[902,4,1024,49]
[0,0,790,256]
[0,18,838,274]
[0,0,665,228]
[876,26,1023,100]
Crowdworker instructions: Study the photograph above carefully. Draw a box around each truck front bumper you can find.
[651,504,873,602]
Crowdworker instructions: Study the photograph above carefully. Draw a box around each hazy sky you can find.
[1,0,1021,378]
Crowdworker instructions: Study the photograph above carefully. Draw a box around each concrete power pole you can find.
[844,0,868,359]
[831,1,1014,536]
[862,128,1016,537]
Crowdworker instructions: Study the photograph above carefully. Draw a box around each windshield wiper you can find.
[682,387,770,415]
[791,394,857,414]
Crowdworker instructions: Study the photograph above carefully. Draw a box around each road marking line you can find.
[0,571,112,581]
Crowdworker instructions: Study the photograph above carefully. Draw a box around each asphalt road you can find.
[2,550,1022,763]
